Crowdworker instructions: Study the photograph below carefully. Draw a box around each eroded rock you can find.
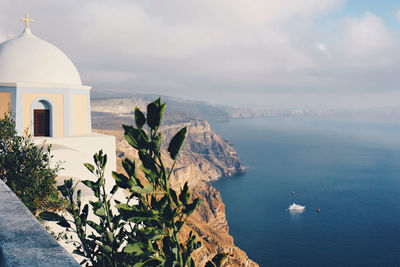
[96,119,257,266]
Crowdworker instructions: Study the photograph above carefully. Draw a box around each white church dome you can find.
[0,29,82,85]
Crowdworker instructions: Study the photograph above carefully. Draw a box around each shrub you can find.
[0,112,63,214]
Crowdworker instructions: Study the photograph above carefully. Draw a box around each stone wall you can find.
[0,180,79,267]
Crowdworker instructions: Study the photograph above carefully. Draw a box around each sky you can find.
[1,0,400,109]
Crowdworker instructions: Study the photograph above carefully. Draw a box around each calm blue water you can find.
[211,118,400,267]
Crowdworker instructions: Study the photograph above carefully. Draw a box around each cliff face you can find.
[95,119,257,266]
[161,120,245,187]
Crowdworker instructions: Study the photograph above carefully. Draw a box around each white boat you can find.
[288,203,305,214]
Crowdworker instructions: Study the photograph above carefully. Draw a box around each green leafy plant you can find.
[0,112,63,214]
[40,98,226,266]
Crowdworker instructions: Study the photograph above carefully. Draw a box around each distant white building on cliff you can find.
[0,13,118,196]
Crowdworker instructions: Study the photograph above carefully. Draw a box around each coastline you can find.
[95,120,258,266]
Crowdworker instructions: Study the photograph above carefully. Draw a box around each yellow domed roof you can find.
[0,29,82,85]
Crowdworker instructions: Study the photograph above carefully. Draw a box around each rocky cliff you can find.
[95,119,257,266]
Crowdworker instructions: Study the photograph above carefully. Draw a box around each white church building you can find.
[0,14,118,196]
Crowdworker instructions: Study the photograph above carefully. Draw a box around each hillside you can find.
[91,94,230,125]
[92,98,257,266]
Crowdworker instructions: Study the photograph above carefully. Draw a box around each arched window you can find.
[32,99,52,137]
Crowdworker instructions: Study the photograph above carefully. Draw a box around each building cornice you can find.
[0,82,91,90]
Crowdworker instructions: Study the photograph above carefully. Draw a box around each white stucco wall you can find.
[33,133,121,198]
[33,132,126,261]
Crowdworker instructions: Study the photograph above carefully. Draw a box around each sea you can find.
[211,117,400,267]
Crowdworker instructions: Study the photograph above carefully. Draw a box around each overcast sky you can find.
[1,0,400,109]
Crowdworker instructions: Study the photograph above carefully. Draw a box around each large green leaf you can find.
[102,245,112,253]
[39,211,63,221]
[115,203,134,211]
[123,125,149,147]
[95,207,106,217]
[168,127,187,160]
[134,107,146,128]
[175,221,184,233]
[82,180,97,190]
[119,209,157,221]
[179,182,190,205]
[123,243,143,254]
[76,189,82,207]
[100,153,107,170]
[80,204,89,226]
[146,98,166,130]
[183,198,201,216]
[57,184,68,198]
[138,129,150,149]
[57,218,71,228]
[89,200,103,211]
[83,163,94,173]
[150,133,162,153]
[131,184,153,195]
[123,125,140,149]
[122,158,137,178]
[170,189,179,205]
[112,171,129,189]
[139,151,156,172]
[110,184,119,195]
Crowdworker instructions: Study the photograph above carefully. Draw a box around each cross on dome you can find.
[20,12,34,30]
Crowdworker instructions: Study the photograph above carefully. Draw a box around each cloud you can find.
[0,1,399,109]
[316,43,327,52]
[333,13,397,68]
[395,10,400,21]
